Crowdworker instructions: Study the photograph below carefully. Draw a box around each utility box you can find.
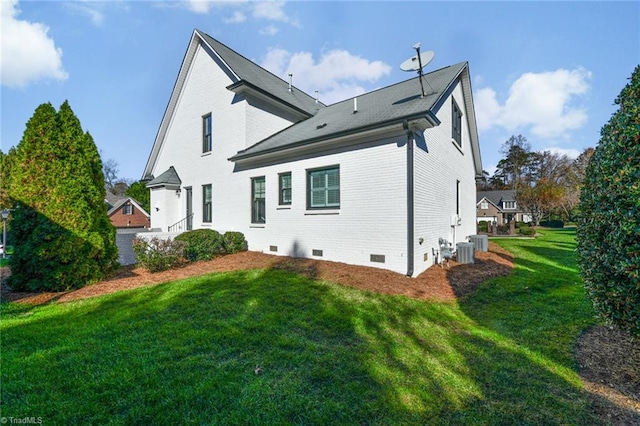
[469,234,488,252]
[456,242,475,264]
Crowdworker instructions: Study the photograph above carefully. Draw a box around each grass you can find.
[0,229,599,424]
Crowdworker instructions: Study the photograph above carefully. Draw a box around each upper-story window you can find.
[480,201,489,210]
[202,113,212,153]
[452,99,463,148]
[279,172,292,205]
[308,166,340,209]
[122,203,133,215]
[503,201,516,210]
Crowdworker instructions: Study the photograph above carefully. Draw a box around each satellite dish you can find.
[400,43,435,98]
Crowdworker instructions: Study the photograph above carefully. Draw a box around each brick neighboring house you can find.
[106,194,151,229]
[476,190,531,224]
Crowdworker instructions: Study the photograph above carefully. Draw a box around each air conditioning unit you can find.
[469,235,488,252]
[456,242,475,264]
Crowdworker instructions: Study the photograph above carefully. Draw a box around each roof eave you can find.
[229,112,439,162]
[227,80,315,119]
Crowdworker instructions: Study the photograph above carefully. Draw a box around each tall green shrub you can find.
[8,101,118,292]
[175,229,224,261]
[577,66,640,335]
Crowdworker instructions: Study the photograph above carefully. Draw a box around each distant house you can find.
[476,190,531,224]
[142,29,483,277]
[106,195,150,229]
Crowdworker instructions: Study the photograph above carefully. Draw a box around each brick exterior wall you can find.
[109,203,150,229]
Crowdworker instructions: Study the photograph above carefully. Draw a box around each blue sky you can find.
[1,1,638,181]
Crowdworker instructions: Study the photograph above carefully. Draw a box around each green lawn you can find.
[0,229,599,424]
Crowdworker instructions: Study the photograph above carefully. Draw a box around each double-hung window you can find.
[452,99,462,148]
[122,203,133,215]
[279,172,292,205]
[202,184,212,223]
[307,166,340,209]
[202,113,212,153]
[251,177,266,224]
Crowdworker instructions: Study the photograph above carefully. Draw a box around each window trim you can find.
[451,98,463,148]
[202,113,212,153]
[278,172,292,206]
[122,203,133,215]
[251,176,266,224]
[202,184,212,223]
[307,165,340,210]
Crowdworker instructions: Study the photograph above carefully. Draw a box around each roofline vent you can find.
[315,90,319,103]
[288,73,293,93]
[353,97,358,114]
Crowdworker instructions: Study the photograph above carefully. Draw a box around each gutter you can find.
[403,120,414,277]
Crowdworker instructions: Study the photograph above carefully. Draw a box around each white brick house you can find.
[143,29,483,277]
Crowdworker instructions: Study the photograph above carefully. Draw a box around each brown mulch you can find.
[1,242,638,423]
[0,241,514,305]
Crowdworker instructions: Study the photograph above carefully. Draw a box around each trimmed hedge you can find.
[577,65,640,335]
[175,229,224,261]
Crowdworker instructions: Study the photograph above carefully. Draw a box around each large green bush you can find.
[175,229,224,261]
[577,65,640,335]
[7,102,118,291]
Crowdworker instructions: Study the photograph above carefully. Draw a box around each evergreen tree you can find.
[8,101,118,291]
[577,66,640,335]
[125,180,151,213]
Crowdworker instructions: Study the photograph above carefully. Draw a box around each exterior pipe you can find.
[404,121,415,277]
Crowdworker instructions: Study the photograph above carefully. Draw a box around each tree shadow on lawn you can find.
[2,262,624,424]
[457,236,640,424]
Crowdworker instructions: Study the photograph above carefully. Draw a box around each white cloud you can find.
[64,1,105,26]
[261,48,392,104]
[185,0,214,14]
[0,0,68,88]
[259,25,279,36]
[476,68,592,138]
[543,147,581,159]
[224,10,246,24]
[252,1,288,21]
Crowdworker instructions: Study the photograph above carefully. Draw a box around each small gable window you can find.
[279,172,292,205]
[480,201,489,210]
[123,203,133,215]
[452,98,463,148]
[202,113,212,153]
[252,177,266,224]
[308,166,340,209]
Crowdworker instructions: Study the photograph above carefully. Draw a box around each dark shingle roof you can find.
[230,62,467,161]
[197,30,324,116]
[477,190,516,205]
[146,166,181,188]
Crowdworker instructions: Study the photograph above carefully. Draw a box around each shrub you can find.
[132,237,186,272]
[577,65,640,335]
[175,229,224,262]
[539,220,564,228]
[222,231,248,254]
[496,225,510,235]
[477,221,488,233]
[518,225,534,236]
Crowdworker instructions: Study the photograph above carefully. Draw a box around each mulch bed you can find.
[1,242,638,423]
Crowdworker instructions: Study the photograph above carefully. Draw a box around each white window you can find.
[503,201,516,209]
[481,201,489,210]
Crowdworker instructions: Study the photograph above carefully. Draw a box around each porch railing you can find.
[168,213,194,233]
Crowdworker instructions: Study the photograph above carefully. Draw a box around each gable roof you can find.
[143,29,325,179]
[147,166,181,189]
[230,63,467,162]
[107,197,150,217]
[477,190,516,206]
[197,31,324,116]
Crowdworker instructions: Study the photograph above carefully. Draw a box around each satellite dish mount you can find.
[400,43,435,98]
